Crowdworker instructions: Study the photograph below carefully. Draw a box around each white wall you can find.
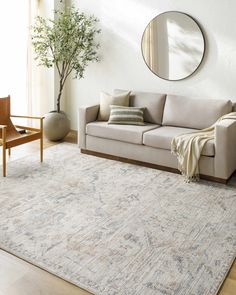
[65,0,236,130]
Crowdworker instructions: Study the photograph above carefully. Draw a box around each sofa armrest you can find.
[78,105,99,148]
[215,118,236,179]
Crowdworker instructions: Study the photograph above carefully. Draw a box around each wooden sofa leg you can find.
[8,148,11,156]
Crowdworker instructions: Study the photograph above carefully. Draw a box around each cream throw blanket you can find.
[171,112,236,181]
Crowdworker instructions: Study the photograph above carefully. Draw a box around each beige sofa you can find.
[78,90,236,183]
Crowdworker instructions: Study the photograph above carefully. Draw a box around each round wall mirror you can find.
[141,11,205,81]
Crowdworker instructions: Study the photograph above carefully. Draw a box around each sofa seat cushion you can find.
[143,126,215,156]
[86,121,159,145]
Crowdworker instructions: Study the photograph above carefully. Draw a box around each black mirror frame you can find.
[141,11,206,81]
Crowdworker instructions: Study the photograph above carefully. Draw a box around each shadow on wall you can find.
[100,0,163,51]
[67,0,220,85]
[99,0,216,83]
[188,23,217,82]
[204,30,236,99]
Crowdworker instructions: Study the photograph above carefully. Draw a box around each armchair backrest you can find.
[0,95,18,138]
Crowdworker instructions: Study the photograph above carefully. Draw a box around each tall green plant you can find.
[32,6,100,112]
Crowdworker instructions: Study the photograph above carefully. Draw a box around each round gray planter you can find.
[44,111,70,141]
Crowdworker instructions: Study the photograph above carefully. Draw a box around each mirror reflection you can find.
[141,12,205,81]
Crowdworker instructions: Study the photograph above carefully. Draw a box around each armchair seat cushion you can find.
[86,121,159,145]
[143,126,215,156]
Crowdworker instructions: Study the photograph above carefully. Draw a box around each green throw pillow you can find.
[108,105,145,125]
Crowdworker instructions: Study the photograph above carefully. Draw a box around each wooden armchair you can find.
[0,95,44,177]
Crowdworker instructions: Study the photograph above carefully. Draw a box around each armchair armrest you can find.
[11,115,44,133]
[0,125,7,144]
[11,115,45,120]
[215,118,236,179]
[78,104,99,148]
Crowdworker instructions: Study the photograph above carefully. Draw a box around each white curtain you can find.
[27,0,55,126]
[0,0,55,128]
[0,2,28,119]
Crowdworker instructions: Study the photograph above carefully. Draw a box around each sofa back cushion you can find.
[232,102,236,112]
[162,95,232,129]
[114,89,166,124]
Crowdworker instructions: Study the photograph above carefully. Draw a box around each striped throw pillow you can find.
[108,105,145,125]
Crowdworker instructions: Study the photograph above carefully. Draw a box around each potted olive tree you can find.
[32,5,100,141]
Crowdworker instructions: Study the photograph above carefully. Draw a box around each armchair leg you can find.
[40,118,43,162]
[40,137,43,162]
[2,127,6,177]
[2,146,6,177]
[8,148,11,156]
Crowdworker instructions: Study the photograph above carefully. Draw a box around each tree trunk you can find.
[57,79,64,113]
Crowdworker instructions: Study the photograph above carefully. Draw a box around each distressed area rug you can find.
[0,143,236,295]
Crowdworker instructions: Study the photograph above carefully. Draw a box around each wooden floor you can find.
[0,131,235,295]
